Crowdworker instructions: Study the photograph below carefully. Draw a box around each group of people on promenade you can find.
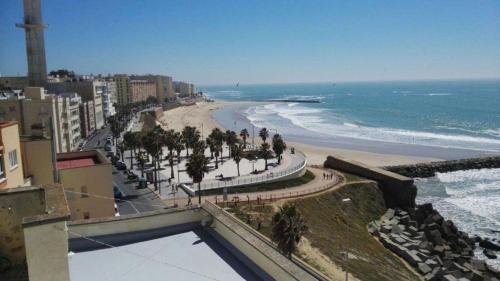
[323,172,334,180]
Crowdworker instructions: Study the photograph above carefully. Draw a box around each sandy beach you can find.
[160,101,440,167]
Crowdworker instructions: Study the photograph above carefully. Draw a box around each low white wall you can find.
[68,208,206,238]
[211,218,299,281]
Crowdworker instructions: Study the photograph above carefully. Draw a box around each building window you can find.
[8,150,18,169]
[81,185,88,197]
[83,212,90,220]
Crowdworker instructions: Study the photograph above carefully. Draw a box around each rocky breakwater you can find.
[384,156,500,178]
[368,203,500,280]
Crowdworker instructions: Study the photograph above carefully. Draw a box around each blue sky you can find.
[1,0,499,85]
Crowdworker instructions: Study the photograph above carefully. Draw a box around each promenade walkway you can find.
[161,166,341,207]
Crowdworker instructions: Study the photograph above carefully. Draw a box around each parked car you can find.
[127,171,138,180]
[116,161,127,170]
[106,151,114,158]
[111,155,119,165]
[104,143,112,152]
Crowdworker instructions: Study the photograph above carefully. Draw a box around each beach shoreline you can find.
[160,100,441,166]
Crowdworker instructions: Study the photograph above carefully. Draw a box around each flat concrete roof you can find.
[69,229,262,281]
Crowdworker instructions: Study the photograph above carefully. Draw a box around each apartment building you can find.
[79,100,95,138]
[0,87,82,153]
[130,79,156,103]
[174,81,196,97]
[134,74,174,102]
[47,79,105,129]
[0,121,25,190]
[115,75,157,105]
[102,79,116,117]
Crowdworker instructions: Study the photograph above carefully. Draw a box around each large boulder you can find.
[483,249,497,259]
[479,239,500,251]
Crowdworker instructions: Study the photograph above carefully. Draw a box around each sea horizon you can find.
[198,77,500,88]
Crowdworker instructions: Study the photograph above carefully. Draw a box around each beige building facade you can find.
[20,136,55,186]
[0,121,25,190]
[57,150,114,220]
[174,81,195,97]
[115,74,174,105]
[47,80,105,129]
[0,87,82,153]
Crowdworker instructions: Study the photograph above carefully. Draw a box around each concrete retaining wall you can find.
[384,155,500,178]
[324,155,416,209]
[68,207,206,239]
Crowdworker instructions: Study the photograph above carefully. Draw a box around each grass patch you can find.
[198,169,315,196]
[341,171,367,182]
[225,181,420,281]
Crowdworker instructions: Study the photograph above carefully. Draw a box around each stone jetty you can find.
[368,203,500,280]
[384,156,500,178]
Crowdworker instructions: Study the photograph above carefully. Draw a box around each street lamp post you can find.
[341,197,352,281]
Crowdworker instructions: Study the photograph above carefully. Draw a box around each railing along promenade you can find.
[197,150,307,190]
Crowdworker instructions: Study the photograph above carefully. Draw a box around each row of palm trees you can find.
[119,125,287,204]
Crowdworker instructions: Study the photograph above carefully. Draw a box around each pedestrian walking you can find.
[323,173,326,180]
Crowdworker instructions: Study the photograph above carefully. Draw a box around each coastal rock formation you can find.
[384,156,500,178]
[368,204,500,280]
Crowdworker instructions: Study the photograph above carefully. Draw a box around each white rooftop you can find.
[69,230,262,281]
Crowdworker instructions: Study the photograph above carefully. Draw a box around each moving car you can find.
[113,185,123,199]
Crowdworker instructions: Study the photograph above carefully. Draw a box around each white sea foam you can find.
[243,103,500,151]
[417,168,500,270]
[436,168,500,184]
[428,93,453,96]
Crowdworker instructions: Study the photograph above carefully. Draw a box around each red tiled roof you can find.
[56,157,95,169]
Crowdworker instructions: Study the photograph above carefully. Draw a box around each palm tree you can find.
[117,142,125,162]
[272,134,287,165]
[240,128,249,148]
[142,128,163,189]
[174,135,184,170]
[213,144,221,169]
[192,140,206,156]
[108,116,122,146]
[182,126,201,158]
[259,127,269,143]
[136,151,147,177]
[163,129,177,179]
[123,131,136,169]
[206,137,215,159]
[271,204,308,259]
[225,130,238,158]
[232,144,243,176]
[209,128,225,162]
[260,142,272,170]
[185,151,209,204]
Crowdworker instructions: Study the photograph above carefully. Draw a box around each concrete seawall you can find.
[324,155,416,209]
[384,155,500,178]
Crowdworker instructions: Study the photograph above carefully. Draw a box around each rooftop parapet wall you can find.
[324,155,416,209]
[384,155,500,178]
[0,185,69,265]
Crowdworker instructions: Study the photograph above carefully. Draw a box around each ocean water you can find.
[201,80,500,159]
[202,80,500,267]
[416,169,500,269]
